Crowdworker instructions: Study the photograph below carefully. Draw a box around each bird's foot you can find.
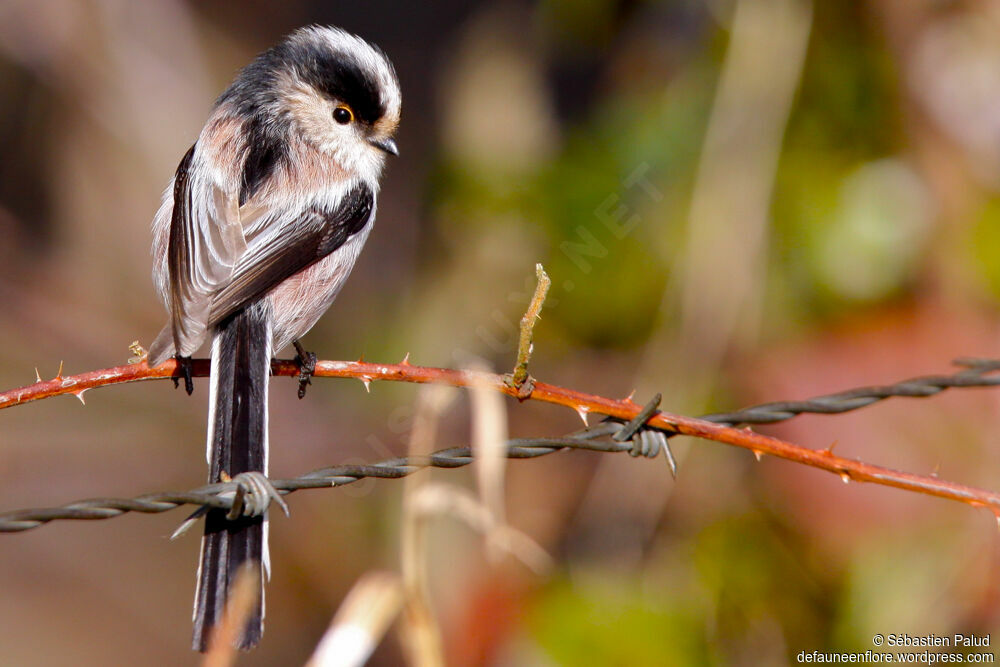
[171,355,194,395]
[293,340,317,399]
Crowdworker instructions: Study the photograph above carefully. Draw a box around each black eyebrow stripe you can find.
[295,47,386,124]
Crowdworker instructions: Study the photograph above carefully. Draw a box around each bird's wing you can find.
[207,182,374,328]
[166,144,248,355]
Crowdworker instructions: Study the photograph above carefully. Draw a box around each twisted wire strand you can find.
[3,359,999,533]
[696,358,1000,426]
[0,425,626,533]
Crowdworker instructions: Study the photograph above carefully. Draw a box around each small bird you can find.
[147,26,400,651]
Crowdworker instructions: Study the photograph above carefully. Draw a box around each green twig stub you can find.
[508,264,551,399]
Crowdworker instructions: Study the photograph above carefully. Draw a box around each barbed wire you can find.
[696,357,1000,426]
[2,358,999,533]
[0,424,630,533]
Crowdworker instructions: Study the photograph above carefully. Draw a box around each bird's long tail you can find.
[193,302,271,651]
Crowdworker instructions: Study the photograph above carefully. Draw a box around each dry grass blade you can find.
[306,570,404,667]
[202,561,260,667]
[399,385,454,667]
[409,483,553,575]
[466,359,509,562]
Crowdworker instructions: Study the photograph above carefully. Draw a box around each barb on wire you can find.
[608,393,677,476]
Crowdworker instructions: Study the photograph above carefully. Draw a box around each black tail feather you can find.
[193,303,270,652]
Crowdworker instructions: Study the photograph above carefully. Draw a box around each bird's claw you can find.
[293,340,317,399]
[171,355,195,395]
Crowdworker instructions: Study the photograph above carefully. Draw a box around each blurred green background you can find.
[2,0,1000,664]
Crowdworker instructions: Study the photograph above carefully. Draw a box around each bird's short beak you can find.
[369,136,399,156]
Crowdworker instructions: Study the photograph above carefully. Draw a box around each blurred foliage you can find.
[969,199,1000,304]
[528,573,711,665]
[527,513,840,665]
[786,2,898,155]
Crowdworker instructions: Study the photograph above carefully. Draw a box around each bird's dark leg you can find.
[172,355,195,395]
[293,340,317,399]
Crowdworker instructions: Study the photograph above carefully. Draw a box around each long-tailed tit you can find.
[147,25,400,651]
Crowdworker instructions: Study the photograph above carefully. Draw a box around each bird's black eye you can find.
[333,105,354,125]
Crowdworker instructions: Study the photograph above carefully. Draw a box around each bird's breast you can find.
[266,218,374,353]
